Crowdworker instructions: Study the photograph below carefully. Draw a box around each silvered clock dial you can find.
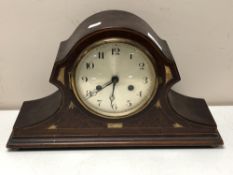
[71,38,158,118]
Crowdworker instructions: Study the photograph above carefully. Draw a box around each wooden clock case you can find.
[7,10,223,149]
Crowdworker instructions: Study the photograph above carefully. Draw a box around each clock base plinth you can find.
[7,91,223,149]
[7,134,222,150]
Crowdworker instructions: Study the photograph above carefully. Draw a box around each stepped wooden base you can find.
[7,90,223,149]
[8,135,222,149]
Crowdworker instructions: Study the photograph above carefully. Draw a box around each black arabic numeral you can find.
[144,77,149,84]
[138,91,142,97]
[86,62,94,69]
[85,90,92,98]
[81,76,88,82]
[130,53,133,59]
[139,63,145,70]
[97,100,102,107]
[98,52,104,59]
[127,100,132,107]
[112,104,118,110]
[112,48,120,55]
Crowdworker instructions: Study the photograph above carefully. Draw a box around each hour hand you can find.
[109,95,115,107]
[109,76,119,109]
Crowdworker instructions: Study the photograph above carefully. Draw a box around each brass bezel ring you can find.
[70,37,158,119]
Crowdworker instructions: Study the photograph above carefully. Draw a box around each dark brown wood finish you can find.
[7,10,223,149]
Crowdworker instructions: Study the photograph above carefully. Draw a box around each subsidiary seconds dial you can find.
[71,38,158,119]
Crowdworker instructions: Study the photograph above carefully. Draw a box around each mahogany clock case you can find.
[7,10,223,149]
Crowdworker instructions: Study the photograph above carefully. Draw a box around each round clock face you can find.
[71,38,158,119]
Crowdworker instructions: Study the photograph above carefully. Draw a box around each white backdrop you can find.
[0,0,233,109]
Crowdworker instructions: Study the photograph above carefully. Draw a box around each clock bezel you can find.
[70,37,159,119]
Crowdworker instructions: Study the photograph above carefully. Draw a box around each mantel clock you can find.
[7,10,223,149]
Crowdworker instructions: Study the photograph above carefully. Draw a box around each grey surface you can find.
[1,106,232,175]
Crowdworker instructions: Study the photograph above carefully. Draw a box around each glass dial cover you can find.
[72,38,158,119]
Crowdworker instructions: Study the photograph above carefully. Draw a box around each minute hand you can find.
[100,80,113,90]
